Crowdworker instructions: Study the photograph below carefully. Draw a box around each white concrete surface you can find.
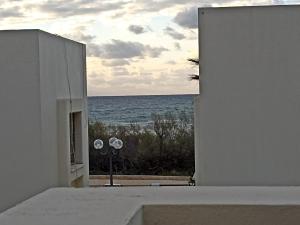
[0,30,88,212]
[1,187,300,225]
[195,5,300,185]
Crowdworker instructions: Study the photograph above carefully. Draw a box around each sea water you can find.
[88,94,194,127]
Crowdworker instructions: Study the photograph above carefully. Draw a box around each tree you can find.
[88,111,195,176]
[152,112,177,172]
[187,58,199,80]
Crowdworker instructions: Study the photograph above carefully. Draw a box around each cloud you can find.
[87,43,102,57]
[87,66,199,96]
[128,25,147,34]
[187,30,197,40]
[0,6,24,18]
[173,7,198,29]
[111,11,126,19]
[131,0,196,13]
[106,74,155,86]
[87,39,168,59]
[102,59,130,67]
[174,42,181,50]
[74,33,95,43]
[166,60,176,65]
[31,0,127,17]
[208,0,276,7]
[145,45,168,58]
[88,72,106,84]
[88,72,101,79]
[111,66,130,76]
[196,0,272,7]
[164,26,186,40]
[64,26,95,43]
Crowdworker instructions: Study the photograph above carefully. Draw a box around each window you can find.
[69,112,83,165]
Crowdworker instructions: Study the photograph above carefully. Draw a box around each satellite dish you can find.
[94,139,104,149]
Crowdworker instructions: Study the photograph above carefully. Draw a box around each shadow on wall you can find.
[127,204,300,225]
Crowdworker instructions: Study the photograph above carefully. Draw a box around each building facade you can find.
[0,30,89,212]
[195,5,300,185]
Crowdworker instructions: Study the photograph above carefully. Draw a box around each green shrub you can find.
[88,111,194,176]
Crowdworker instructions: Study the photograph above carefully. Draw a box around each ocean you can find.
[88,94,195,127]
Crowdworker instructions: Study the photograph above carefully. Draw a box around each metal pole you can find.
[109,148,113,186]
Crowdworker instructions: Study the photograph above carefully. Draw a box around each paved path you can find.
[89,175,190,186]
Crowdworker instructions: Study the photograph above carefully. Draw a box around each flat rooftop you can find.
[1,187,300,225]
[0,29,84,45]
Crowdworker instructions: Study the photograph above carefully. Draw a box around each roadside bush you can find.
[88,111,194,176]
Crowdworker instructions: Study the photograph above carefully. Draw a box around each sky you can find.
[0,0,298,96]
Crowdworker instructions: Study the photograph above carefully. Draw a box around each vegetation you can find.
[89,111,194,176]
[188,58,200,80]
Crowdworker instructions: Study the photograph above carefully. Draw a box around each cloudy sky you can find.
[0,0,298,96]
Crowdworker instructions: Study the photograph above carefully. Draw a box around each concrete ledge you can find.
[143,204,300,225]
[2,187,300,225]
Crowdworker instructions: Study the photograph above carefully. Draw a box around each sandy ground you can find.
[89,175,191,186]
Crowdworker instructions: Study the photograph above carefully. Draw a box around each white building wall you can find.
[196,5,300,185]
[38,31,89,187]
[0,30,88,212]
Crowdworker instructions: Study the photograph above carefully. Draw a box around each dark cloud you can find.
[145,45,168,58]
[102,59,130,67]
[164,26,185,40]
[87,43,102,57]
[98,40,144,58]
[173,7,198,29]
[32,0,127,17]
[87,39,168,59]
[128,25,146,34]
[0,6,24,18]
[66,31,95,43]
[63,26,96,44]
[77,33,95,43]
